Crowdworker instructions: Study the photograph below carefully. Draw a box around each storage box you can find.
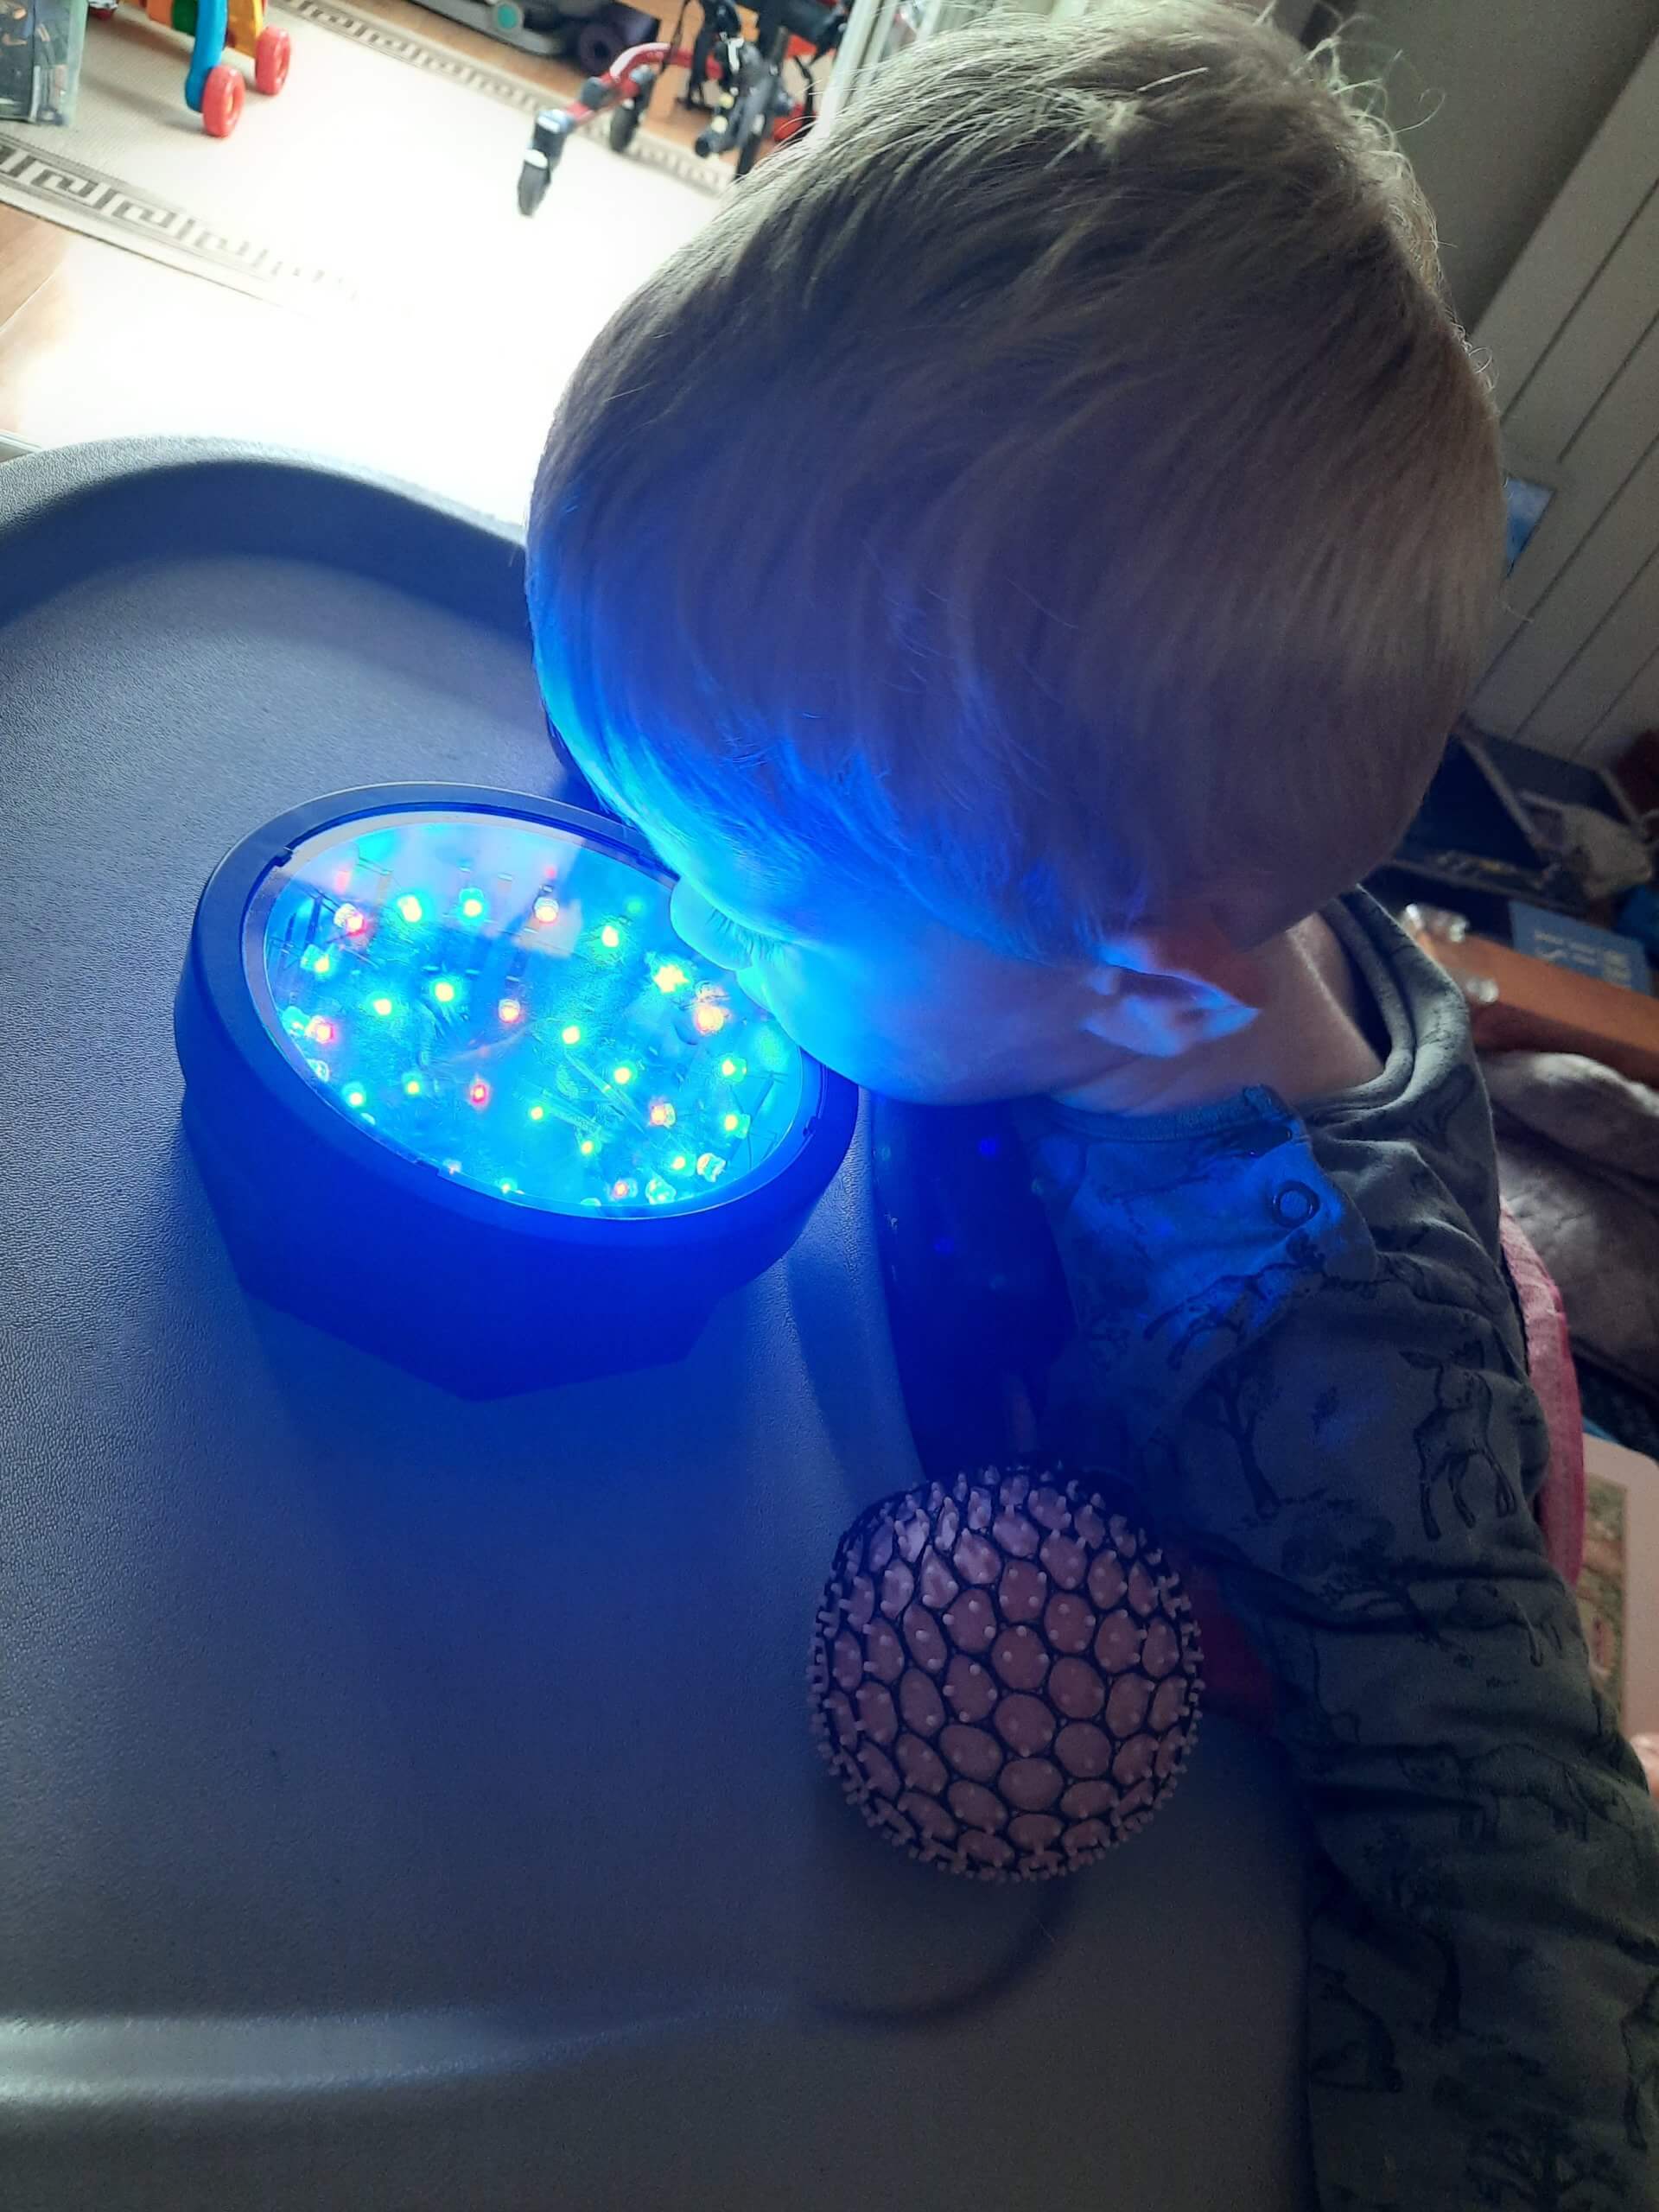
[1580,1433,1659,1737]
[0,0,86,124]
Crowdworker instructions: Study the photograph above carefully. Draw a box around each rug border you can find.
[0,131,357,303]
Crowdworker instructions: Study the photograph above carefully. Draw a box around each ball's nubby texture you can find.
[810,1468,1203,1880]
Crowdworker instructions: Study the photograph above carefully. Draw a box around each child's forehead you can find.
[644,810,812,928]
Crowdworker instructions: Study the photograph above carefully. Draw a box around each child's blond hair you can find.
[529,1,1501,955]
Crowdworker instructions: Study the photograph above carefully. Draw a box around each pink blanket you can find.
[1500,1204,1586,1589]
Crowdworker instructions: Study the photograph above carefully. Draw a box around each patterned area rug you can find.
[0,0,718,308]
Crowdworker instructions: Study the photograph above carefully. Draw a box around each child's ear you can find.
[1082,921,1263,1059]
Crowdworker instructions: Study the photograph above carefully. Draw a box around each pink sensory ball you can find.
[810,1467,1204,1880]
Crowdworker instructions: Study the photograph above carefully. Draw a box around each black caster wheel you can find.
[608,67,655,152]
[518,149,553,216]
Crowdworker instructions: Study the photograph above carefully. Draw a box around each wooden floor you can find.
[0,0,725,517]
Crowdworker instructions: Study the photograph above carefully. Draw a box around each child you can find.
[528,5,1659,2202]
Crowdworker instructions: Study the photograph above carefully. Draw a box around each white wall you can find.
[1346,0,1659,324]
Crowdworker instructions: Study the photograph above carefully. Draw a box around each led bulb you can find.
[250,804,819,1223]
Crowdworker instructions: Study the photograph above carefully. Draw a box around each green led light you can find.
[257,810,813,1219]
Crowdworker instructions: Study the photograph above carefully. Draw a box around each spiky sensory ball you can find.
[810,1468,1203,1880]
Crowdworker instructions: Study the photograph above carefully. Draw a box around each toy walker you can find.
[89,0,291,136]
[518,0,842,212]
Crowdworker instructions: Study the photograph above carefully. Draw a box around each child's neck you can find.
[1055,917,1385,1119]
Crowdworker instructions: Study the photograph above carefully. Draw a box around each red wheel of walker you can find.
[201,60,245,136]
[254,25,290,94]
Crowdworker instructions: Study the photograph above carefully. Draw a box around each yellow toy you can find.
[89,0,290,136]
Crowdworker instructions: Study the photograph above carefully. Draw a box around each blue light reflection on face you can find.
[244,810,808,1215]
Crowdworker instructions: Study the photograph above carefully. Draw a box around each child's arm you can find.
[1159,1281,1659,2211]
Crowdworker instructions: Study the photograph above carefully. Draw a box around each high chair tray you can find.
[0,439,1310,2212]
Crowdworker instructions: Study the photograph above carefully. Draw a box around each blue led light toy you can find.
[175,785,857,1395]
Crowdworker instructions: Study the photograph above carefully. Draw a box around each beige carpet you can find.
[0,0,720,312]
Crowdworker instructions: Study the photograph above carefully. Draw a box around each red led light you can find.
[692,994,729,1036]
[498,996,524,1025]
[467,1078,492,1109]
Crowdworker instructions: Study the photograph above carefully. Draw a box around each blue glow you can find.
[245,808,810,1215]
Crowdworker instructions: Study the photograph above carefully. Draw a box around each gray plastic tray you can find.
[0,441,1311,2211]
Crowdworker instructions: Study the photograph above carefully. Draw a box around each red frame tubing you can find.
[569,40,676,123]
